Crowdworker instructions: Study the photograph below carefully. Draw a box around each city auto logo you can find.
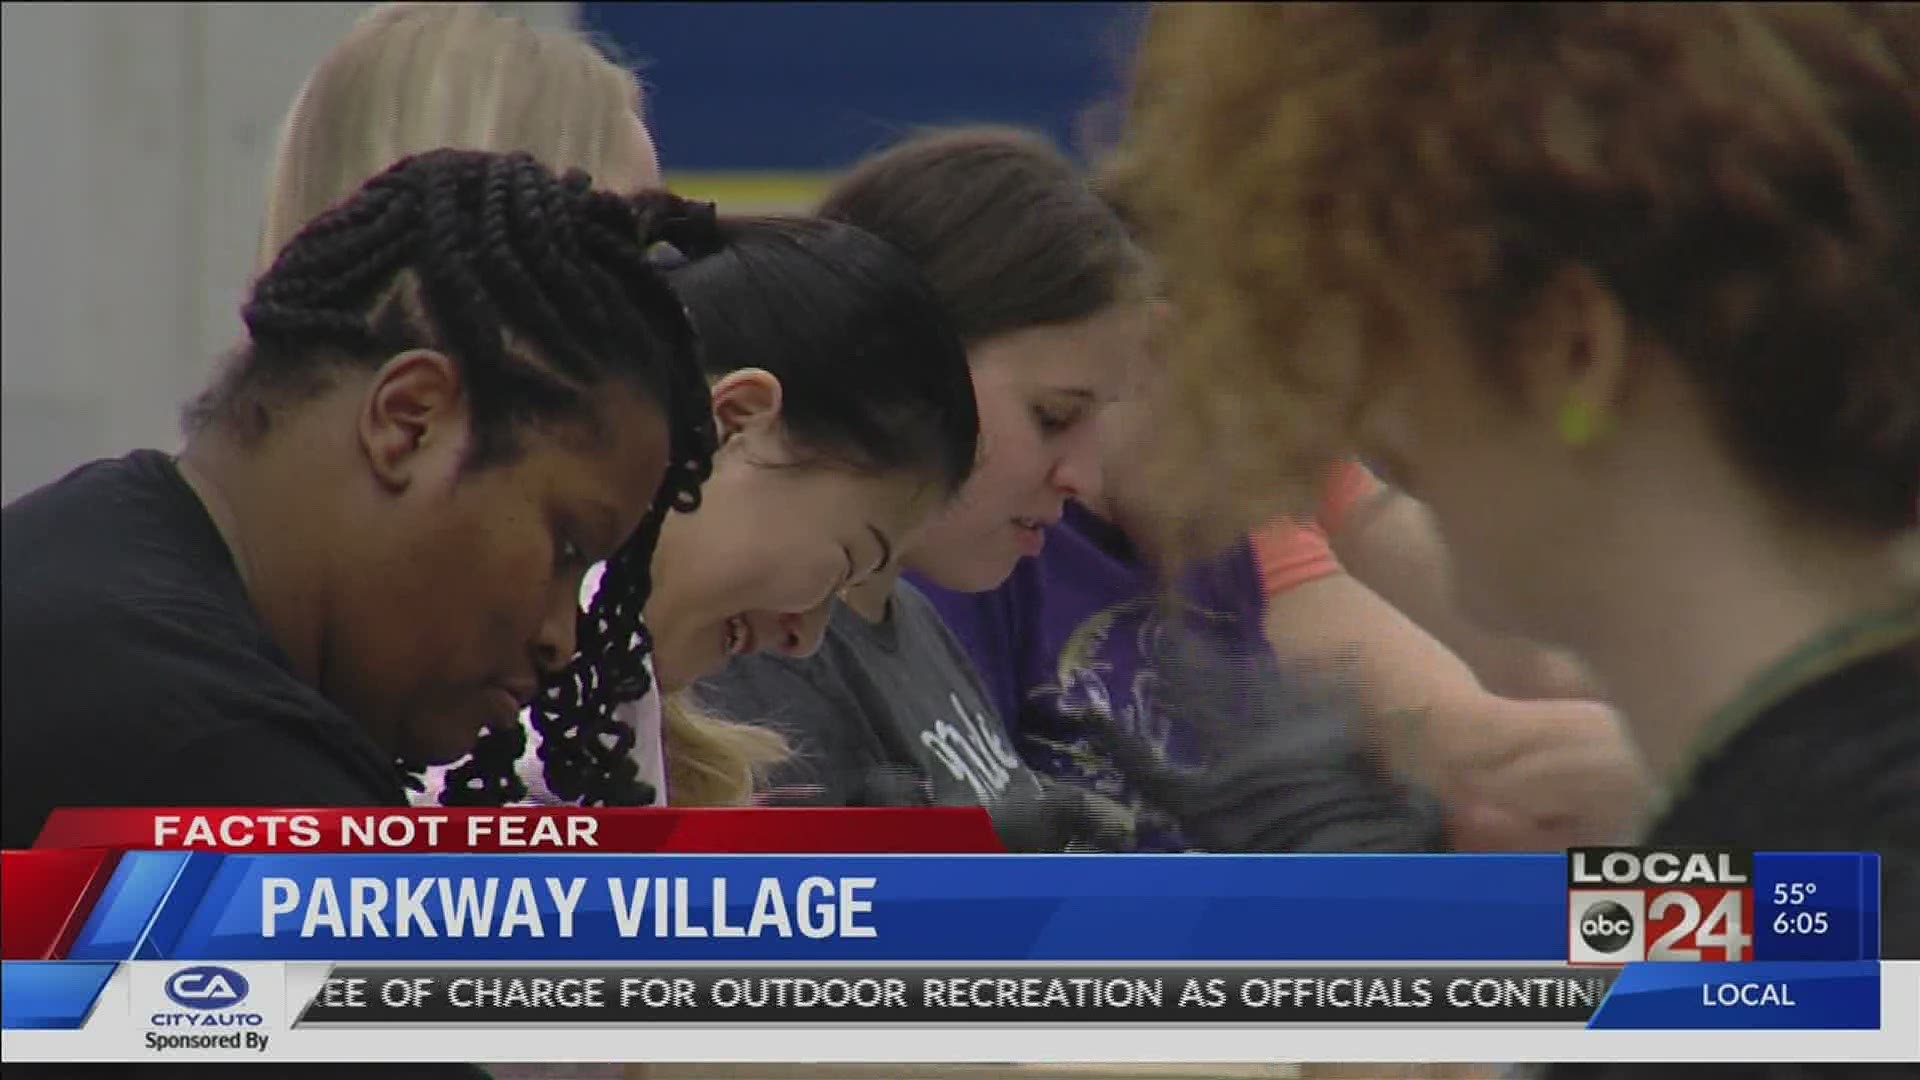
[165,966,250,1010]
[151,966,266,1031]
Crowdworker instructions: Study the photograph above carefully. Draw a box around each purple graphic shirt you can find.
[912,501,1278,851]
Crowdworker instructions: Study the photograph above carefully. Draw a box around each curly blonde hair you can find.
[1111,3,1920,548]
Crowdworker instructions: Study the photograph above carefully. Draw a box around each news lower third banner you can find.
[1,850,1881,965]
[2,826,1909,1065]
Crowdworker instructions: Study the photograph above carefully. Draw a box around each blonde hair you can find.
[262,0,791,806]
[257,2,653,269]
[664,693,792,808]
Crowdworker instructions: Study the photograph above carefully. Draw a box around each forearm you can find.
[1263,572,1479,786]
[1262,572,1620,802]
[1331,492,1599,701]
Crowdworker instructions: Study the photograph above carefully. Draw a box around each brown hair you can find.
[820,126,1144,346]
[1113,3,1920,540]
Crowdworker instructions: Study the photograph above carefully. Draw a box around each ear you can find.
[1519,266,1631,440]
[357,349,470,492]
[707,368,784,443]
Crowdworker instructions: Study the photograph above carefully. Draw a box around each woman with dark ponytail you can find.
[430,212,983,812]
[699,127,1159,851]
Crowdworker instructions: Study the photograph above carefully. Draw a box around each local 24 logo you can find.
[1567,847,1755,964]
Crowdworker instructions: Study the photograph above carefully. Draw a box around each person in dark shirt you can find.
[1115,16,1919,1080]
[1119,0,1917,939]
[2,147,723,856]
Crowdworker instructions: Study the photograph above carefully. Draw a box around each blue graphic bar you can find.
[1590,961,1879,1030]
[66,851,192,961]
[1752,854,1877,963]
[135,852,229,961]
[1860,856,1881,964]
[161,853,1561,962]
[0,962,119,1030]
[87,852,1870,963]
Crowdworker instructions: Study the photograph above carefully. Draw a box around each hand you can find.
[1086,707,1448,853]
[985,779,1138,853]
[833,765,1137,853]
[1079,638,1448,853]
[1435,701,1654,851]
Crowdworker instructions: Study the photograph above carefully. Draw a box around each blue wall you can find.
[581,2,1147,172]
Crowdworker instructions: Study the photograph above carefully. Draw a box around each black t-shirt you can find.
[2,451,408,850]
[1650,645,1920,959]
[4,453,489,1077]
[1538,644,1920,1080]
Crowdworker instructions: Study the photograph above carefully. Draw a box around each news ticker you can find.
[7,962,1916,1066]
[0,960,1891,1035]
[296,964,1622,1025]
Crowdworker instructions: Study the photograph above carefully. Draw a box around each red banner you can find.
[0,849,121,959]
[29,807,1004,855]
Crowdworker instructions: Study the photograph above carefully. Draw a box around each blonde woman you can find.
[257,2,660,259]
[255,2,806,808]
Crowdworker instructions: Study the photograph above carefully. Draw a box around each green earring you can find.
[1557,398,1610,448]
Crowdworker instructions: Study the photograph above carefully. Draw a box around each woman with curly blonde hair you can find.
[1115,2,1919,974]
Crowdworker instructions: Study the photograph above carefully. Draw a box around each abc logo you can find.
[1579,900,1636,954]
[165,965,249,1010]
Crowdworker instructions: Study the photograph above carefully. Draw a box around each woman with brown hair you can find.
[1114,0,1918,971]
[698,126,1155,849]
[709,125,1569,857]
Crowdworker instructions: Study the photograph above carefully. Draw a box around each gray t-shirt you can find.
[694,581,1132,851]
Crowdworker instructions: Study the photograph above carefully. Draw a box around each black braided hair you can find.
[440,199,728,808]
[196,149,722,806]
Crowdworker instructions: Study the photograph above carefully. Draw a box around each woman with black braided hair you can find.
[258,3,979,812]
[247,0,727,813]
[1,147,719,855]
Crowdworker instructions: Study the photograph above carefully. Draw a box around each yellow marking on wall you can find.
[664,171,839,212]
